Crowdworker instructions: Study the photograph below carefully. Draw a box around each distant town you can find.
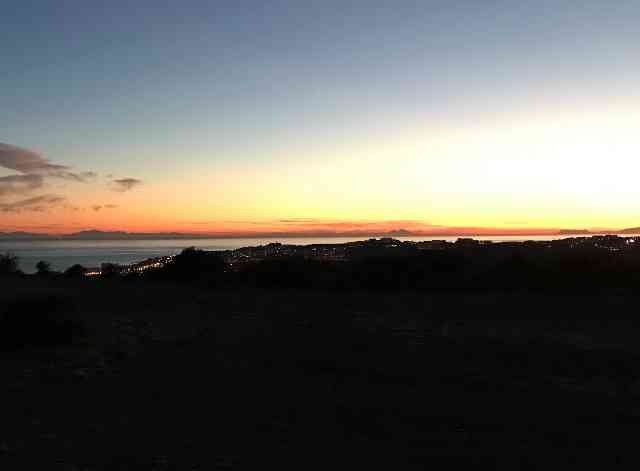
[85,235,640,277]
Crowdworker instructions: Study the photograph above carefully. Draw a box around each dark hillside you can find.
[2,276,640,467]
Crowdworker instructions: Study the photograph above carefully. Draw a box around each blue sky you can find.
[2,1,640,232]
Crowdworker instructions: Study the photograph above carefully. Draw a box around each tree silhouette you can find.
[36,260,51,276]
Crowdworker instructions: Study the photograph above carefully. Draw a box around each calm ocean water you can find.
[0,235,597,273]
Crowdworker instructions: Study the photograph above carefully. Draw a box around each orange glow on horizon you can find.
[3,102,640,235]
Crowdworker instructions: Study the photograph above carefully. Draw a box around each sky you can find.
[2,0,640,235]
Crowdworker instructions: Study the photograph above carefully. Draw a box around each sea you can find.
[0,235,617,274]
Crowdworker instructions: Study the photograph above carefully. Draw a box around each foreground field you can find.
[2,277,640,468]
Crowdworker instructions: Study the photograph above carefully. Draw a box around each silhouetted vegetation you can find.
[64,264,88,277]
[35,260,51,276]
[17,236,640,294]
[148,247,226,282]
[140,239,640,293]
[0,252,20,275]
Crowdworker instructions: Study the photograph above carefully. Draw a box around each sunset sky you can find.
[2,1,640,235]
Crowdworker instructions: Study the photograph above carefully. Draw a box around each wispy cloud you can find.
[80,171,98,180]
[91,203,119,211]
[0,143,98,211]
[0,174,44,197]
[0,143,140,219]
[111,178,142,192]
[0,195,66,213]
[178,218,446,237]
[278,218,321,224]
[0,143,91,182]
[273,219,440,231]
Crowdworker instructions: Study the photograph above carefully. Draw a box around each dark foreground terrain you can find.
[2,276,640,468]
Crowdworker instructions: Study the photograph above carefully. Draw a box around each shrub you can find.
[150,247,226,282]
[64,264,88,277]
[36,260,52,276]
[0,252,19,275]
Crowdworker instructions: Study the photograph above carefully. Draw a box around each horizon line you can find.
[2,226,640,240]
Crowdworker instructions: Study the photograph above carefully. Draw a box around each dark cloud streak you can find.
[0,143,90,182]
[0,174,44,197]
[0,195,66,213]
[111,178,142,192]
[80,171,98,180]
[0,144,98,210]
[91,204,118,212]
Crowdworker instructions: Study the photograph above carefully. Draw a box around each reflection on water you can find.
[0,235,604,273]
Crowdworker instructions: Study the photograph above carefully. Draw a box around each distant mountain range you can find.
[0,229,417,241]
[558,228,640,236]
[0,230,203,241]
[558,229,592,235]
[2,227,640,241]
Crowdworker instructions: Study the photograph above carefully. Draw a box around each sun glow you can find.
[3,103,640,234]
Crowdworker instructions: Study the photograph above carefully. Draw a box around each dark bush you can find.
[0,295,85,351]
[64,264,88,277]
[149,247,226,282]
[0,252,19,275]
[36,260,51,276]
